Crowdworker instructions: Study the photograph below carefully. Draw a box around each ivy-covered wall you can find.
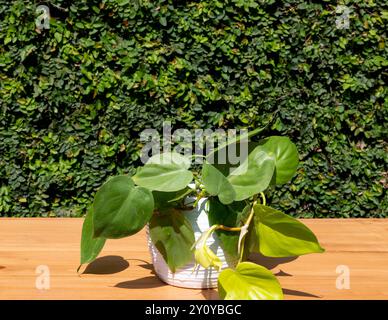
[0,0,387,217]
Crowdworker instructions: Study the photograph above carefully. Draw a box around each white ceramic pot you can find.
[147,198,237,289]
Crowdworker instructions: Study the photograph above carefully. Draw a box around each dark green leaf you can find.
[149,208,195,272]
[80,207,106,266]
[93,175,154,239]
[227,147,275,200]
[202,163,236,204]
[207,198,249,259]
[260,136,299,185]
[153,187,193,209]
[133,163,193,192]
[147,152,191,169]
[159,16,167,26]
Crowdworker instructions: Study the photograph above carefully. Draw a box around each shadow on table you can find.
[283,288,321,298]
[200,287,320,300]
[247,253,321,299]
[115,276,166,289]
[106,255,320,299]
[126,259,155,275]
[248,252,298,270]
[0,266,4,270]
[114,258,165,289]
[82,255,129,275]
[200,289,218,300]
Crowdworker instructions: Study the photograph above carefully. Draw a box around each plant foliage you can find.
[79,136,325,299]
[0,0,387,217]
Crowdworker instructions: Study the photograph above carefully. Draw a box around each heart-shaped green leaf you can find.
[218,262,283,300]
[227,147,275,201]
[202,163,236,204]
[207,141,262,177]
[133,163,193,192]
[149,208,195,272]
[260,136,299,185]
[93,175,154,239]
[253,204,324,257]
[80,207,106,266]
[147,152,191,169]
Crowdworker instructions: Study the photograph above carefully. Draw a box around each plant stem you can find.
[203,193,267,265]
[192,189,206,208]
[260,192,266,206]
[244,203,256,227]
[192,174,202,187]
[244,194,259,227]
[237,193,265,264]
[216,225,241,232]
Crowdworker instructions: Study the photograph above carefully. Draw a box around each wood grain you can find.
[0,218,387,300]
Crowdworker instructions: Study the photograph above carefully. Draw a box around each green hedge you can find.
[0,0,387,217]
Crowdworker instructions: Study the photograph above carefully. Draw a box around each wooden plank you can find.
[0,218,387,300]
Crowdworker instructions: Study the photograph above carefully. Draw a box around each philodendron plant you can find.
[79,136,324,300]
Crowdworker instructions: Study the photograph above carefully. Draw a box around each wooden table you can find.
[0,218,387,300]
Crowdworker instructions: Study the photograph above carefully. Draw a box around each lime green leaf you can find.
[194,243,222,271]
[93,175,154,239]
[202,163,236,204]
[227,148,275,200]
[218,262,283,300]
[192,225,222,270]
[133,163,193,192]
[149,208,195,272]
[260,136,299,185]
[253,204,324,257]
[80,208,106,265]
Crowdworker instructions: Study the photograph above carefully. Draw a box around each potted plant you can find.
[79,135,324,300]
